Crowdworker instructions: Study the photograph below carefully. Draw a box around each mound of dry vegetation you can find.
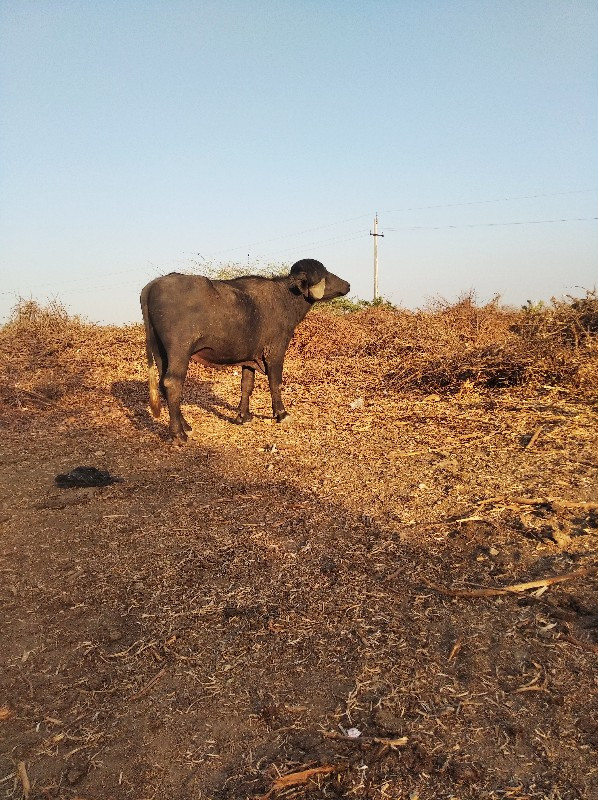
[0,300,143,413]
[295,291,598,395]
[1,292,596,414]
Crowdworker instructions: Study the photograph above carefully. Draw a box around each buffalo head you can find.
[290,259,350,302]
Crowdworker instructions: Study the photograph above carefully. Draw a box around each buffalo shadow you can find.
[111,374,274,438]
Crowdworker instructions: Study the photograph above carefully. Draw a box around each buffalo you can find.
[140,259,350,443]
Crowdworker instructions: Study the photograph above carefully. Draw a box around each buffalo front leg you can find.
[266,357,290,423]
[234,366,255,424]
[162,358,190,444]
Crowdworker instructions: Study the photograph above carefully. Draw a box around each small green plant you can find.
[318,296,369,314]
[368,296,395,308]
[315,295,396,315]
[521,299,546,313]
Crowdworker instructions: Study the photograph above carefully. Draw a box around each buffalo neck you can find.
[275,276,314,329]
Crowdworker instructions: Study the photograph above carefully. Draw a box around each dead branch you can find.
[324,731,408,748]
[558,635,598,655]
[481,496,598,511]
[448,638,463,661]
[425,566,596,598]
[254,765,341,800]
[513,666,547,693]
[524,426,543,449]
[130,667,166,700]
[514,684,548,693]
[16,388,53,406]
[17,762,31,799]
[551,500,598,512]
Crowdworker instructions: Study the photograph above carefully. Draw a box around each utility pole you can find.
[370,213,384,301]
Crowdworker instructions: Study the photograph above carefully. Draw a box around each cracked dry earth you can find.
[1,340,597,800]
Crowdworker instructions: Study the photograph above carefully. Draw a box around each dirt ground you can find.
[1,311,597,800]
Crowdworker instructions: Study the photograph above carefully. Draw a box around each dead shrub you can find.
[1,291,596,413]
[515,290,598,346]
[0,300,143,411]
[290,290,596,396]
[382,291,597,394]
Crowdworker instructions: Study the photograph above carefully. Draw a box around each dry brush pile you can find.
[0,300,143,412]
[293,290,598,397]
[1,291,596,412]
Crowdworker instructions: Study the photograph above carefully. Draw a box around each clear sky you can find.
[1,0,597,324]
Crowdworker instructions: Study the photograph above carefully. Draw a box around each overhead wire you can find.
[385,217,598,231]
[383,187,598,215]
[257,229,370,257]
[206,213,372,257]
[2,187,596,297]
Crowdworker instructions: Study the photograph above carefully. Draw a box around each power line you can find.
[2,216,594,298]
[384,188,598,215]
[2,189,596,297]
[203,187,597,259]
[385,217,598,231]
[207,213,371,257]
[0,261,159,293]
[257,229,370,257]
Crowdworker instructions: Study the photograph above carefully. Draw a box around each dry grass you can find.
[0,292,597,800]
[294,291,598,394]
[2,292,595,411]
[0,299,143,411]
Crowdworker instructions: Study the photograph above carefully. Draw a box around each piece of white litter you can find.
[346,727,362,738]
[350,397,364,409]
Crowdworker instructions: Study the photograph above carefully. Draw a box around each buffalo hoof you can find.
[233,412,253,425]
[170,431,188,446]
[275,411,292,425]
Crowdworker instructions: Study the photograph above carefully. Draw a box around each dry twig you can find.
[448,638,463,661]
[130,667,166,700]
[524,426,543,449]
[481,496,598,512]
[324,731,408,748]
[558,635,598,655]
[254,765,341,800]
[17,762,31,799]
[425,567,596,598]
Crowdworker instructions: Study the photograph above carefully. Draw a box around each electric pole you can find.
[370,213,384,301]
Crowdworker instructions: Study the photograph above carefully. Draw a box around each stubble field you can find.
[0,295,597,800]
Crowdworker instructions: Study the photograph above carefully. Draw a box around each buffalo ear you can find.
[292,271,310,298]
[308,278,326,300]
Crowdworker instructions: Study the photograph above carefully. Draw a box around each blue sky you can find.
[1,0,596,323]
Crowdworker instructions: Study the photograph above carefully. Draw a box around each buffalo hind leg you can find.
[153,342,191,433]
[162,357,190,444]
[266,357,290,423]
[234,366,255,424]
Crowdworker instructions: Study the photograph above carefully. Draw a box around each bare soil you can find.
[1,305,597,800]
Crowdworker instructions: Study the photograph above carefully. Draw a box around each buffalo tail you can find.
[140,285,162,419]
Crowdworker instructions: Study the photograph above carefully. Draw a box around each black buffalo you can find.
[140,259,350,443]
